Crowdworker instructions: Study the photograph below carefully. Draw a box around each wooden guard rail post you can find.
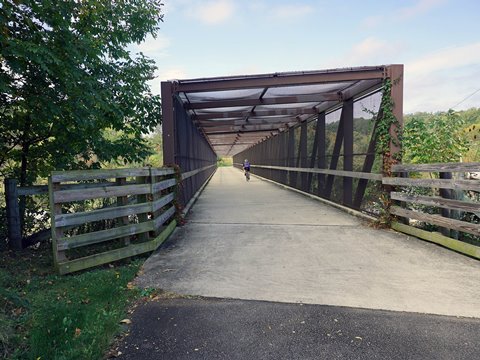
[5,178,22,250]
[49,167,178,274]
[383,162,480,259]
[4,178,51,250]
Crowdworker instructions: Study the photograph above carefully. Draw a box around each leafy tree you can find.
[402,110,470,164]
[0,0,164,186]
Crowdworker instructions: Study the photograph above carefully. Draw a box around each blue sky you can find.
[132,0,480,114]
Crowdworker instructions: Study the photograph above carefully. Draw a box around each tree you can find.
[402,109,470,164]
[0,0,164,186]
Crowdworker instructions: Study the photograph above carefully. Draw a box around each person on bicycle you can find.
[243,159,251,179]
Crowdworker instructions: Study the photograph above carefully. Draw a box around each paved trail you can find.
[116,167,480,359]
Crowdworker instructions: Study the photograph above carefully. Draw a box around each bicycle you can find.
[244,169,250,181]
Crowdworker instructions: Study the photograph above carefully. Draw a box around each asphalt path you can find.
[115,297,480,360]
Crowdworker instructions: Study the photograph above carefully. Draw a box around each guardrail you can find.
[49,167,178,274]
[383,162,480,259]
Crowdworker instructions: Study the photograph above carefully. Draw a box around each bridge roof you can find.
[167,65,395,156]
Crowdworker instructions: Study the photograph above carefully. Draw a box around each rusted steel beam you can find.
[317,112,326,197]
[338,79,382,100]
[198,119,298,127]
[307,113,323,191]
[353,107,382,209]
[204,129,280,136]
[161,82,175,165]
[193,108,317,121]
[343,98,354,206]
[324,107,345,199]
[203,123,290,133]
[187,93,340,109]
[299,121,308,191]
[174,67,386,92]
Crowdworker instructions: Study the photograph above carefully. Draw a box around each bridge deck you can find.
[137,167,480,318]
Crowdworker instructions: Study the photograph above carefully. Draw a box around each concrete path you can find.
[136,167,480,318]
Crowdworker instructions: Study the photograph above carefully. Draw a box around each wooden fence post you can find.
[439,172,453,237]
[5,178,23,250]
[136,170,150,242]
[116,177,130,245]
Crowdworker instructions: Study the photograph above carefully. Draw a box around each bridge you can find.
[40,65,480,357]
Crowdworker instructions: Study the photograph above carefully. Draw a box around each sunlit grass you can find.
[0,245,144,359]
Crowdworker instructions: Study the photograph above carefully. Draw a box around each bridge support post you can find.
[161,81,175,166]
[387,64,404,160]
[299,121,308,192]
[343,98,354,207]
[317,113,326,197]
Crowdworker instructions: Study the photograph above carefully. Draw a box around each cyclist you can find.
[243,159,251,181]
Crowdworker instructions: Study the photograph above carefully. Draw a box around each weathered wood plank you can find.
[390,206,480,236]
[391,192,480,213]
[383,177,480,191]
[136,175,150,242]
[392,162,480,173]
[54,183,151,203]
[5,178,22,250]
[57,221,154,251]
[152,193,175,212]
[18,181,140,195]
[154,206,176,229]
[51,168,151,182]
[57,219,177,274]
[151,168,176,176]
[251,165,382,181]
[54,197,151,228]
[152,178,177,193]
[181,164,216,180]
[392,222,480,260]
[17,185,49,196]
[116,177,130,245]
[49,178,66,264]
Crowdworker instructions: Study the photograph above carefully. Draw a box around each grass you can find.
[0,243,146,359]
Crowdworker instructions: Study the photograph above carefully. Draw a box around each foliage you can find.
[463,122,480,162]
[402,109,470,164]
[0,0,164,185]
[217,157,233,167]
[0,245,144,359]
[374,79,401,160]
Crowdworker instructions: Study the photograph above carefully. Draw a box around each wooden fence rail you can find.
[49,167,178,274]
[383,162,480,259]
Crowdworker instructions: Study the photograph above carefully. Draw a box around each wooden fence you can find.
[49,167,178,274]
[383,162,480,259]
[4,179,50,250]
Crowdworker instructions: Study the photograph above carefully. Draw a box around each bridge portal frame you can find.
[161,65,403,210]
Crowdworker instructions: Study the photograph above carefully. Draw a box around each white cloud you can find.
[404,43,480,112]
[270,4,314,20]
[407,42,480,75]
[185,0,236,25]
[132,34,171,57]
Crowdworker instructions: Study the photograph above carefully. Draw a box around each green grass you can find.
[0,245,145,359]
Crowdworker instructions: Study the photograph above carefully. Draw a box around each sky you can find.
[131,0,480,114]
